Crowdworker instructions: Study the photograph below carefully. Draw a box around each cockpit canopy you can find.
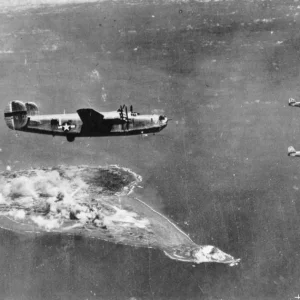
[159,115,166,121]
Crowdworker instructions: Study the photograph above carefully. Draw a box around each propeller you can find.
[125,106,129,130]
[119,104,131,131]
[120,107,123,120]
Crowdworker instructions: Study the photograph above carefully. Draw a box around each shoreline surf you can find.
[0,165,240,266]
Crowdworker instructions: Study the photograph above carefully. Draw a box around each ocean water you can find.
[0,0,300,299]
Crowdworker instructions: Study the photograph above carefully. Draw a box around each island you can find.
[0,165,240,266]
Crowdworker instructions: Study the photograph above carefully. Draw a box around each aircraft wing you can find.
[77,108,104,129]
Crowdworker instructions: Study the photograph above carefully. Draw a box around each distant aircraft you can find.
[287,146,300,157]
[288,98,300,107]
[4,101,169,142]
[288,99,300,155]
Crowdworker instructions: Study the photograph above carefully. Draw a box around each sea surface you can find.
[1,0,300,299]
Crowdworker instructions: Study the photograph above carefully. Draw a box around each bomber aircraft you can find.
[288,146,300,157]
[288,98,300,154]
[4,101,168,142]
[288,98,300,107]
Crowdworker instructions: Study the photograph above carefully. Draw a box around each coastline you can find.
[0,165,239,265]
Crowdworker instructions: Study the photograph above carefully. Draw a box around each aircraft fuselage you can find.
[24,112,167,136]
[4,102,168,142]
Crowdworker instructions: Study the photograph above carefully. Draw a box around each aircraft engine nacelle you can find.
[4,100,28,130]
[25,102,39,116]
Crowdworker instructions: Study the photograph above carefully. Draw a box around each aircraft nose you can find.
[159,115,168,124]
[158,115,168,130]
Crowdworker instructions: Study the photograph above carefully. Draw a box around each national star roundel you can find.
[58,122,76,132]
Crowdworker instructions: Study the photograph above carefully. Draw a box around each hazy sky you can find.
[0,0,100,9]
[0,0,214,9]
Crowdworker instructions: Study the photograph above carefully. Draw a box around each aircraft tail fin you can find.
[25,102,39,116]
[288,146,296,156]
[4,101,28,130]
[4,100,39,130]
[289,98,296,106]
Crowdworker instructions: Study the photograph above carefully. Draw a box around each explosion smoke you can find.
[0,165,240,266]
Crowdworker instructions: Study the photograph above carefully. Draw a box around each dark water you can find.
[1,0,300,299]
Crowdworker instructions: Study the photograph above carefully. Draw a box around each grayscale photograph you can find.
[0,0,299,299]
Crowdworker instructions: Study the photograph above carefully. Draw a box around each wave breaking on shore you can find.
[0,165,240,266]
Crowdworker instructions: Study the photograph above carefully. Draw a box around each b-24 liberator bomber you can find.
[4,101,168,142]
[288,98,300,107]
[288,146,300,157]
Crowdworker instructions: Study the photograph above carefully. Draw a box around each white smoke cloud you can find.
[0,165,149,238]
[0,193,7,204]
[8,176,39,199]
[103,206,150,229]
[8,209,26,220]
[31,215,61,231]
[0,169,88,205]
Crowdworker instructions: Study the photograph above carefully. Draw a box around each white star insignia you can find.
[58,123,76,132]
[62,124,70,131]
